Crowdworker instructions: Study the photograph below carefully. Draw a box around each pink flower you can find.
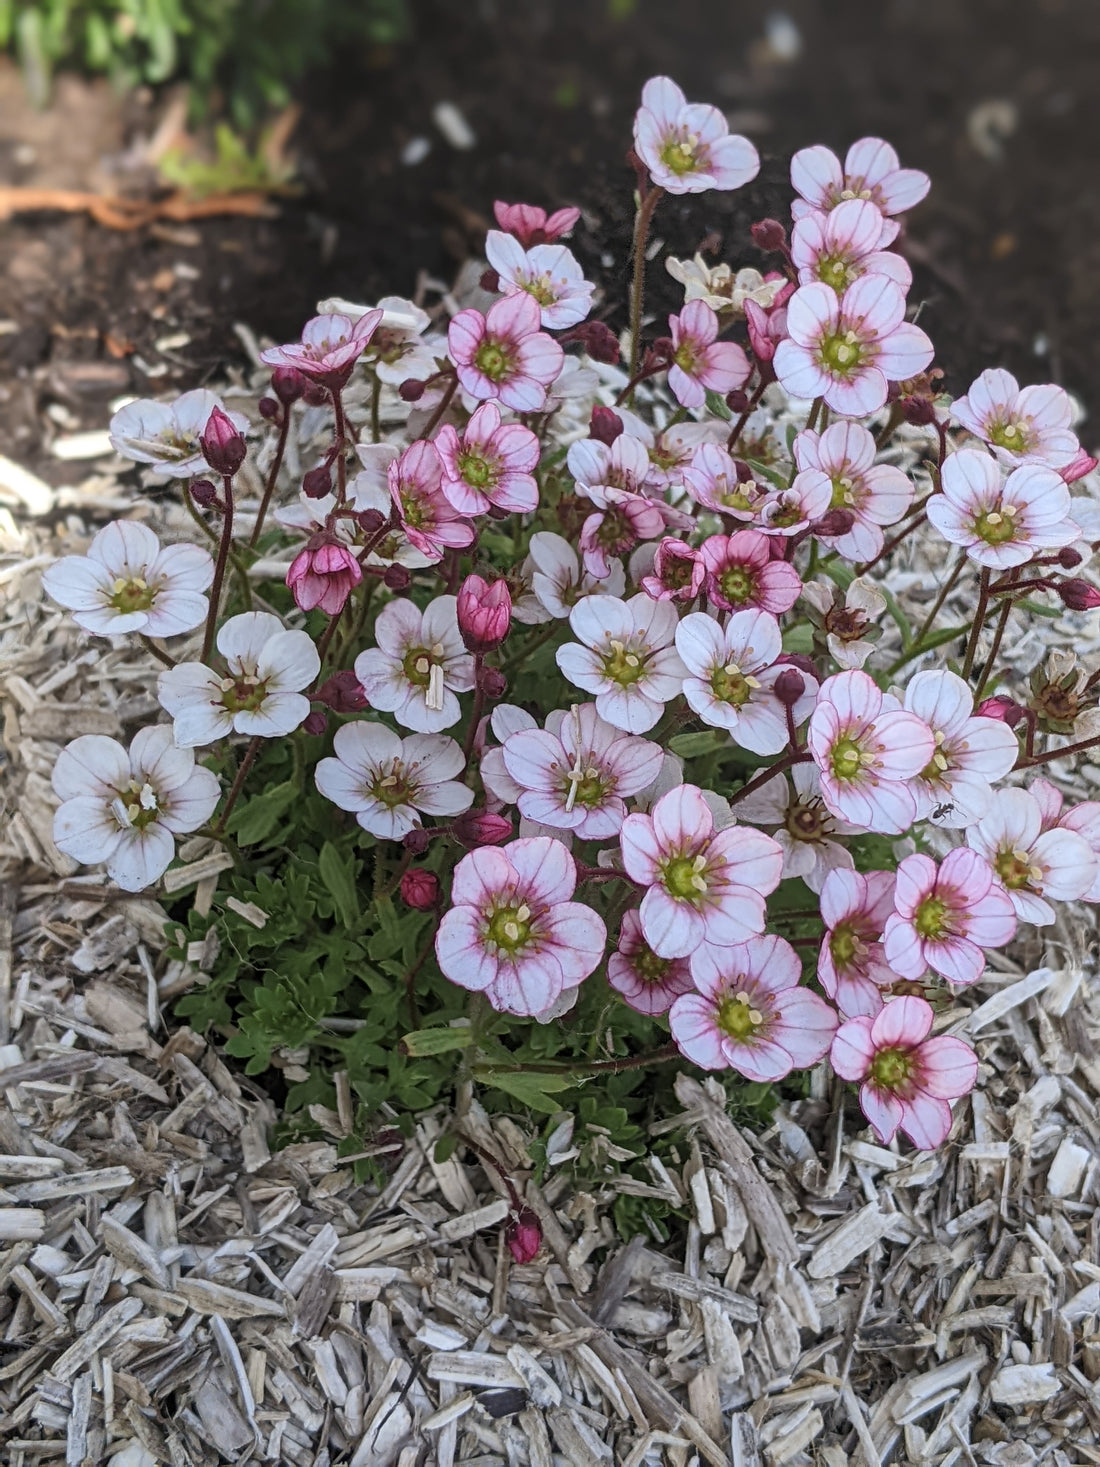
[735,762,857,892]
[676,609,816,754]
[389,440,475,563]
[818,869,898,1018]
[523,531,626,619]
[607,909,695,1015]
[493,200,580,248]
[435,836,606,1017]
[791,138,930,246]
[568,433,675,578]
[757,478,833,538]
[556,594,686,734]
[901,669,1020,827]
[498,703,663,840]
[448,294,564,412]
[808,669,935,834]
[457,575,512,654]
[682,444,768,520]
[952,369,1080,471]
[640,538,705,602]
[882,848,1017,986]
[966,787,1097,925]
[506,1205,543,1263]
[260,310,384,386]
[620,785,783,958]
[744,287,793,366]
[633,76,759,196]
[670,934,837,1080]
[1060,448,1098,484]
[1032,778,1100,902]
[667,301,750,409]
[286,535,363,615]
[435,402,540,516]
[700,530,802,614]
[774,278,933,416]
[792,421,913,562]
[579,496,666,581]
[791,200,911,294]
[831,996,977,1150]
[485,231,594,330]
[926,449,1077,569]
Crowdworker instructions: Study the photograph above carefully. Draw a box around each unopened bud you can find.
[357,507,387,535]
[1058,547,1084,569]
[453,809,513,848]
[384,563,412,591]
[751,218,787,252]
[272,366,306,405]
[649,335,674,363]
[190,478,218,508]
[303,710,328,736]
[812,507,857,538]
[776,652,819,680]
[477,665,508,698]
[200,406,247,478]
[303,464,332,499]
[506,1205,542,1264]
[403,828,432,854]
[725,388,751,414]
[399,378,426,402]
[258,396,281,421]
[315,670,369,712]
[564,320,620,364]
[480,268,501,293]
[302,380,330,407]
[977,695,1025,727]
[400,868,440,910]
[590,405,624,446]
[901,394,937,426]
[773,668,806,707]
[1057,578,1100,611]
[457,574,512,654]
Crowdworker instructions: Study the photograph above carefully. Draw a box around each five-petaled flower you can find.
[901,670,1020,828]
[952,368,1081,471]
[389,440,475,564]
[260,310,384,386]
[666,301,751,409]
[607,909,695,1015]
[792,421,913,563]
[109,390,249,478]
[435,402,541,516]
[485,230,595,330]
[966,787,1097,925]
[817,868,898,1018]
[448,293,564,412]
[633,76,760,195]
[882,848,1018,986]
[557,594,686,733]
[790,199,912,294]
[926,449,1077,569]
[790,137,930,245]
[355,596,476,733]
[314,723,472,840]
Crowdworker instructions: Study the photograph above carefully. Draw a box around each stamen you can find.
[426,663,446,711]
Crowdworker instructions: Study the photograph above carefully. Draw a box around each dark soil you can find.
[2,0,1098,478]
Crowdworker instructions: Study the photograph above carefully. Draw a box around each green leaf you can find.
[745,458,788,492]
[878,587,913,650]
[401,1026,473,1058]
[227,779,299,845]
[483,1070,573,1114]
[434,1134,457,1164]
[704,389,732,421]
[318,842,359,928]
[668,729,727,758]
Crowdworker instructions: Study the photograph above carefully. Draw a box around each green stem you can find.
[475,1041,680,1078]
[628,186,664,380]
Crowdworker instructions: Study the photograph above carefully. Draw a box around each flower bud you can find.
[200,406,247,478]
[315,670,369,712]
[480,267,501,294]
[400,868,440,910]
[303,709,328,736]
[302,380,331,407]
[258,396,281,421]
[977,695,1025,726]
[272,366,306,405]
[384,563,412,591]
[589,405,624,446]
[403,828,432,854]
[477,664,508,699]
[190,478,218,508]
[457,575,512,654]
[303,464,332,499]
[563,320,620,364]
[1057,578,1100,611]
[751,218,787,252]
[773,668,806,707]
[287,538,363,615]
[649,335,675,364]
[1060,449,1098,484]
[900,394,937,426]
[812,507,857,538]
[357,507,387,535]
[399,378,426,403]
[1058,547,1085,569]
[725,388,751,414]
[453,809,513,848]
[506,1205,542,1264]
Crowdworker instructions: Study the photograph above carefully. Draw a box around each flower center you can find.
[870,1045,914,1091]
[596,505,637,554]
[830,921,864,969]
[787,798,831,842]
[717,566,756,606]
[830,734,870,782]
[398,488,427,529]
[995,847,1041,891]
[913,894,949,939]
[107,575,157,614]
[474,338,513,382]
[601,637,646,686]
[819,328,866,377]
[825,606,868,641]
[710,660,757,707]
[716,988,764,1039]
[818,254,855,292]
[974,503,1019,545]
[520,272,557,307]
[370,760,415,808]
[674,341,701,375]
[457,449,495,489]
[219,672,267,713]
[829,473,859,511]
[111,778,161,832]
[766,493,804,529]
[634,946,670,984]
[401,644,448,710]
[659,131,703,176]
[988,418,1032,453]
[486,901,532,952]
[661,852,709,903]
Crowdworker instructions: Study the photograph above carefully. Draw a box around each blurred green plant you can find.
[0,0,410,120]
[158,119,299,196]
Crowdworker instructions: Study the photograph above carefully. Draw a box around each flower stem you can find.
[805,396,824,434]
[331,387,348,503]
[138,634,176,669]
[729,749,811,807]
[214,735,262,833]
[250,409,290,547]
[1016,731,1100,769]
[475,1041,681,1078]
[420,373,459,440]
[974,587,1017,702]
[727,378,767,452]
[628,186,664,379]
[462,660,487,769]
[888,548,968,673]
[201,474,235,663]
[370,371,382,444]
[856,507,928,576]
[961,568,991,678]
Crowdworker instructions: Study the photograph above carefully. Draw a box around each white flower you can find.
[109,389,249,478]
[665,255,787,315]
[556,594,686,733]
[485,232,595,330]
[52,726,219,891]
[314,722,472,839]
[158,611,319,747]
[42,521,213,638]
[525,532,626,620]
[354,596,475,733]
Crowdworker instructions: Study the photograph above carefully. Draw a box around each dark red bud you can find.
[303,464,333,499]
[751,218,787,252]
[725,388,751,414]
[590,405,624,446]
[303,710,328,736]
[357,507,387,535]
[258,396,281,421]
[977,695,1025,727]
[200,406,247,478]
[480,268,501,293]
[315,670,369,713]
[506,1205,542,1264]
[399,378,426,402]
[403,828,432,854]
[384,564,412,591]
[272,366,306,405]
[564,320,621,364]
[1058,547,1085,569]
[773,669,806,707]
[776,652,820,680]
[477,665,508,698]
[400,868,440,910]
[190,478,218,508]
[900,395,937,426]
[650,336,674,362]
[453,810,513,848]
[812,508,857,538]
[302,380,330,407]
[1057,578,1100,611]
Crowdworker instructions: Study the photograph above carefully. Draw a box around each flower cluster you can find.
[44,74,1100,1155]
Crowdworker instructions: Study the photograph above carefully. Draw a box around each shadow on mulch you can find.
[1,0,1098,478]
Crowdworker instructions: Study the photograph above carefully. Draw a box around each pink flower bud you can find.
[315,670,368,712]
[258,396,280,421]
[1057,578,1100,611]
[400,868,440,910]
[457,575,512,654]
[384,564,412,591]
[453,809,513,848]
[1060,449,1098,484]
[272,366,306,404]
[589,405,624,446]
[477,664,508,699]
[561,320,620,364]
[201,406,247,478]
[977,695,1025,727]
[302,380,331,407]
[303,464,332,499]
[403,828,431,854]
[303,709,328,736]
[506,1205,542,1264]
[190,478,218,508]
[493,200,580,248]
[287,537,363,615]
[773,668,806,707]
[751,218,787,252]
[399,378,426,402]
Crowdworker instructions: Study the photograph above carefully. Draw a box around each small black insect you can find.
[932,801,955,820]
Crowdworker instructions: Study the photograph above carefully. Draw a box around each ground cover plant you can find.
[39,74,1100,1239]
